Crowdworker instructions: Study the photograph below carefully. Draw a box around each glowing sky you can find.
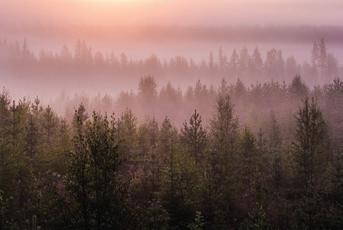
[1,0,343,26]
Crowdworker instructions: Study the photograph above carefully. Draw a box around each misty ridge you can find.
[1,35,341,128]
[3,24,343,43]
[3,73,343,144]
[0,36,340,99]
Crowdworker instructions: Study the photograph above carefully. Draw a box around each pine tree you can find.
[67,106,129,229]
[312,40,320,73]
[159,117,195,229]
[138,76,157,101]
[330,148,343,228]
[210,93,238,165]
[67,104,90,230]
[0,91,12,229]
[206,94,239,228]
[8,100,32,221]
[218,47,225,70]
[116,109,137,162]
[268,112,283,188]
[84,112,122,229]
[252,47,263,77]
[318,38,328,81]
[292,98,331,229]
[289,75,308,98]
[137,118,161,194]
[188,211,205,230]
[209,51,214,70]
[240,203,271,230]
[41,106,58,147]
[158,117,178,167]
[230,49,239,78]
[239,128,258,201]
[181,110,207,164]
[25,111,39,160]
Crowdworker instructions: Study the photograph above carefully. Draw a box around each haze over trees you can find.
[0,74,343,229]
[0,38,340,95]
[1,2,343,227]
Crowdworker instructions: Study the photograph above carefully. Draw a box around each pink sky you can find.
[1,0,343,27]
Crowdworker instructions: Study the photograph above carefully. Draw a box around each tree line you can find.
[0,39,339,85]
[56,76,343,148]
[1,76,343,229]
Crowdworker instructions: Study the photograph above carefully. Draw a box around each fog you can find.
[1,0,343,105]
[0,36,341,100]
[2,1,343,229]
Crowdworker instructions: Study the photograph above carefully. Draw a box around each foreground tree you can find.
[181,110,207,164]
[67,106,129,229]
[205,93,239,229]
[292,98,331,229]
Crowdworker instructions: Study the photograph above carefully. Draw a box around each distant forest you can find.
[0,38,340,86]
[0,75,343,229]
[3,25,343,43]
[1,23,343,229]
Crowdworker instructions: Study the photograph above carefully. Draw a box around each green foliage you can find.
[240,204,271,230]
[291,97,332,229]
[67,108,129,229]
[188,211,205,230]
[181,110,207,164]
[1,83,343,229]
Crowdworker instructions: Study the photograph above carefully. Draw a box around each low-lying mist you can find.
[0,37,341,101]
[3,75,343,149]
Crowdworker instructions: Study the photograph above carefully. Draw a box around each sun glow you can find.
[80,0,150,5]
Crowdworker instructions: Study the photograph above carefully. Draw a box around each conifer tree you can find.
[67,106,129,229]
[67,104,90,230]
[268,112,283,188]
[41,106,58,147]
[318,38,328,81]
[116,109,137,161]
[292,98,331,229]
[181,110,207,164]
[239,128,258,201]
[206,94,239,228]
[85,112,122,229]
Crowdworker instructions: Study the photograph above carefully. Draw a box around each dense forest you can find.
[1,75,343,229]
[2,0,343,229]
